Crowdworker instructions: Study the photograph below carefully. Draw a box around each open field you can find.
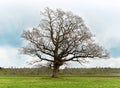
[0,76,120,88]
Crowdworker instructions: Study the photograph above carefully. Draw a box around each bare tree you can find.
[21,8,109,78]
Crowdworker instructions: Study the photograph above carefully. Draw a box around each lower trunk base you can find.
[52,67,59,78]
[52,75,58,78]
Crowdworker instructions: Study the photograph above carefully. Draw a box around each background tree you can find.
[21,8,109,78]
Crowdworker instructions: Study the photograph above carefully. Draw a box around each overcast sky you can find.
[0,0,120,68]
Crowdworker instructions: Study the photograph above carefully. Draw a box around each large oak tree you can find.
[21,8,109,78]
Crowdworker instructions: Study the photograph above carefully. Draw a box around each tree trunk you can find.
[52,65,59,78]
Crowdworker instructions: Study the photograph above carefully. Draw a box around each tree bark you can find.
[52,65,59,78]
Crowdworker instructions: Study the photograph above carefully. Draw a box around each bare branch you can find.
[36,53,54,62]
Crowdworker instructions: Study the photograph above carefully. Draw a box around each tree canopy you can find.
[21,8,109,78]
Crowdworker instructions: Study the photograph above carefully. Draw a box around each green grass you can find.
[0,76,120,88]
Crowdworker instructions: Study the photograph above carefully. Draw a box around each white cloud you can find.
[0,45,46,68]
[88,58,120,68]
[98,26,120,49]
[68,58,120,68]
[1,0,120,10]
[0,46,28,68]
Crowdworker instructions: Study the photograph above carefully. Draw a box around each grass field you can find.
[0,76,120,88]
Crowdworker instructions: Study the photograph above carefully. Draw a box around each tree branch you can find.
[36,53,54,62]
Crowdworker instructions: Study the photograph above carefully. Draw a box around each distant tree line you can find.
[0,67,120,76]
